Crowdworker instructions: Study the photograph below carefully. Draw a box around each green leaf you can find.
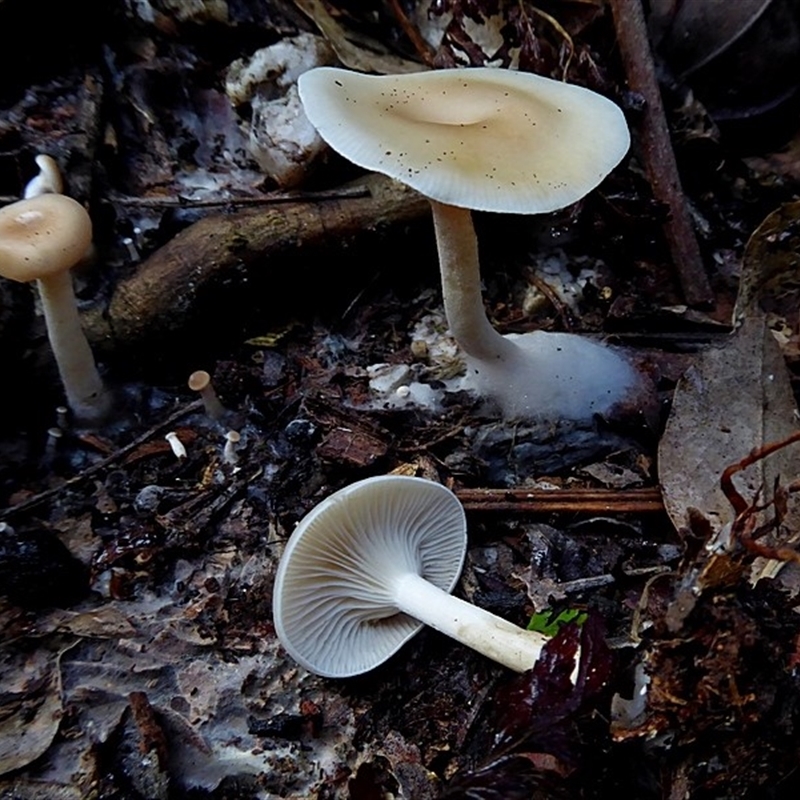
[527,608,588,637]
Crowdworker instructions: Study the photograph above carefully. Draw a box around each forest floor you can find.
[2,2,800,798]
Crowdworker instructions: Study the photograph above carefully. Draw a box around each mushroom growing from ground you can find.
[0,193,111,423]
[188,369,226,420]
[272,475,548,677]
[298,67,641,421]
[23,154,64,198]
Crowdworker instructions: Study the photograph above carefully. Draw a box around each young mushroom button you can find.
[272,475,548,677]
[298,67,642,421]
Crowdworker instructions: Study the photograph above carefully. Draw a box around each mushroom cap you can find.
[272,475,467,677]
[0,194,92,283]
[298,66,630,214]
[188,370,212,392]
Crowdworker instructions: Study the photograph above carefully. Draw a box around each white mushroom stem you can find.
[430,200,516,363]
[38,272,110,423]
[223,430,241,464]
[430,199,642,420]
[393,572,547,673]
[188,370,226,420]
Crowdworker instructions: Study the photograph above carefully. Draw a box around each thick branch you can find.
[82,174,428,357]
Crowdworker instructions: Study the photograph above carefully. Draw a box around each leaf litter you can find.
[2,1,800,798]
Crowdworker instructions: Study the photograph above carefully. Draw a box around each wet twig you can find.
[386,0,436,66]
[0,400,203,520]
[105,185,370,209]
[456,486,663,514]
[82,174,429,354]
[609,0,713,308]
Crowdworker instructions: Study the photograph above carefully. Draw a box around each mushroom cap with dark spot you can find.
[299,66,630,214]
[0,194,92,283]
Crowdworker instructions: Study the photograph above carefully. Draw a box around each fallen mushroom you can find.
[299,67,641,420]
[272,475,548,677]
[0,193,111,423]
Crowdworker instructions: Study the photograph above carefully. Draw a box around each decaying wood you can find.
[82,174,429,356]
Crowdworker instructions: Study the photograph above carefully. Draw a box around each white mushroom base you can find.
[463,330,640,421]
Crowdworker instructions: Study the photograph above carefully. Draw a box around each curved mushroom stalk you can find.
[431,201,642,419]
[38,271,111,423]
[430,201,515,363]
[272,475,550,678]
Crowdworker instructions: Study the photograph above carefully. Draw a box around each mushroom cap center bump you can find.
[298,66,631,214]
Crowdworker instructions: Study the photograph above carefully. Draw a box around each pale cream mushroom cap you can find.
[0,194,92,282]
[298,66,630,214]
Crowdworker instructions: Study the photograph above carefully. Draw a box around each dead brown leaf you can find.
[0,639,74,776]
[292,0,424,74]
[658,313,800,536]
[734,201,800,349]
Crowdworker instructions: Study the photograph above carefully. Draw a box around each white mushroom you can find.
[272,475,548,677]
[164,431,187,460]
[24,154,64,198]
[222,429,241,464]
[0,194,110,423]
[298,67,641,421]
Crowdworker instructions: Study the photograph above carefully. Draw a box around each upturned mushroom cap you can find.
[298,66,630,214]
[272,476,466,678]
[0,194,92,282]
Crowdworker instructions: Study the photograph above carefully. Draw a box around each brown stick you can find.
[105,185,370,209]
[0,399,203,521]
[456,486,664,514]
[609,0,713,308]
[81,174,428,354]
[386,0,436,66]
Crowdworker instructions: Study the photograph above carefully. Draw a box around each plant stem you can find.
[608,0,713,307]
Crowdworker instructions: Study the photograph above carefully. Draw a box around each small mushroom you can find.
[0,193,110,423]
[272,475,548,677]
[222,430,241,464]
[164,431,187,460]
[298,67,641,421]
[188,370,226,420]
[23,154,64,198]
